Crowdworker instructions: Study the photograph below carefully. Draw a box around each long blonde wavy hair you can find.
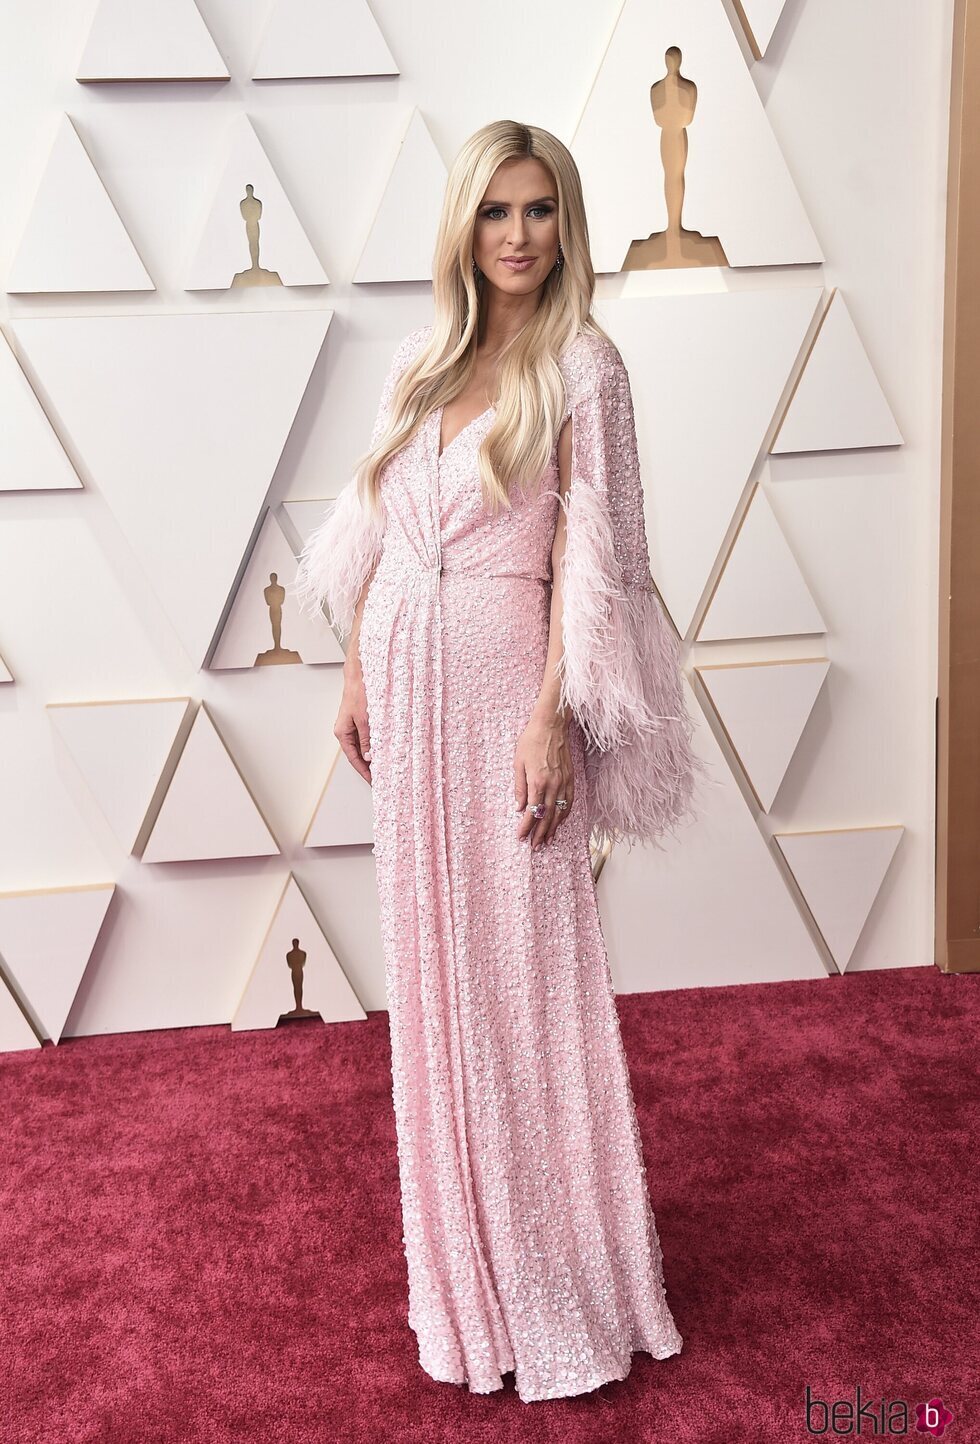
[356,120,613,516]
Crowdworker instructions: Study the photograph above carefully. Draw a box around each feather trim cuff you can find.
[289,479,385,642]
[552,478,703,850]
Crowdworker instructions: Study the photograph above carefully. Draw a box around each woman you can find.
[293,120,702,1403]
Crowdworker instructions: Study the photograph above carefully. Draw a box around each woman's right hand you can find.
[335,663,373,783]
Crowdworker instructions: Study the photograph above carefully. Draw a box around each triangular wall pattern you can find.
[304,746,374,847]
[0,883,115,1042]
[570,0,823,272]
[185,114,328,290]
[7,115,154,294]
[0,654,11,683]
[772,290,904,453]
[698,483,826,641]
[696,657,830,812]
[210,510,344,669]
[597,675,830,990]
[77,0,229,81]
[280,497,339,551]
[12,310,333,667]
[0,329,82,492]
[232,875,366,1031]
[775,826,904,972]
[596,291,823,637]
[353,109,447,283]
[738,0,791,59]
[0,980,40,1053]
[47,697,191,853]
[142,704,280,863]
[252,0,398,79]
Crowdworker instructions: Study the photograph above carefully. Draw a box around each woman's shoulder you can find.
[389,323,434,374]
[558,329,628,410]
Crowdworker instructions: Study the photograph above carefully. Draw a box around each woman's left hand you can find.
[514,709,575,850]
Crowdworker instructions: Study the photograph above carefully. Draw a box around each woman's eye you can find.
[482,206,553,220]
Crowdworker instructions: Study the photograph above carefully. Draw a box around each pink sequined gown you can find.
[306,326,684,1403]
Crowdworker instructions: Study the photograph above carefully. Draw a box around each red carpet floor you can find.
[2,964,977,1444]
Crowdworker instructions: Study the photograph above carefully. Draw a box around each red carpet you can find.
[2,965,976,1443]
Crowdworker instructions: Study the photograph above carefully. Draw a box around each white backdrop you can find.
[0,0,953,1046]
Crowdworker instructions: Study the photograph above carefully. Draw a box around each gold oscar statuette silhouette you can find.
[622,46,729,271]
[280,936,320,1021]
[255,571,302,666]
[231,183,283,288]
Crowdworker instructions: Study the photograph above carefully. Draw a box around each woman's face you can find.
[472,157,560,294]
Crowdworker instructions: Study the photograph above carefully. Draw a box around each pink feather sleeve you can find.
[554,336,705,851]
[290,326,429,640]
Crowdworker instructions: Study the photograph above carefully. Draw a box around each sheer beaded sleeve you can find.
[291,325,430,639]
[555,335,704,851]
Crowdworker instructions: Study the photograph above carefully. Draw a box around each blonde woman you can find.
[294,120,702,1403]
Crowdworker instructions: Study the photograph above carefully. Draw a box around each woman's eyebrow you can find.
[479,195,557,207]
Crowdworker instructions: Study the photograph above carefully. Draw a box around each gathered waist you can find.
[373,550,551,589]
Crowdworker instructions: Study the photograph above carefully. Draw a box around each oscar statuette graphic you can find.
[231,183,283,288]
[280,937,319,1021]
[622,46,728,271]
[255,571,302,666]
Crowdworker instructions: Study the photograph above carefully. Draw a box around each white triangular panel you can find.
[697,658,830,811]
[0,653,11,682]
[210,510,344,668]
[185,114,328,290]
[305,747,374,847]
[571,0,823,272]
[0,330,82,492]
[280,497,340,550]
[0,981,41,1053]
[77,0,229,81]
[698,484,826,640]
[0,883,115,1042]
[231,875,366,1031]
[775,827,904,973]
[739,0,791,58]
[47,698,191,852]
[773,290,903,453]
[598,675,828,990]
[142,705,280,863]
[7,115,153,294]
[12,310,332,667]
[601,291,823,636]
[252,0,398,79]
[353,109,446,283]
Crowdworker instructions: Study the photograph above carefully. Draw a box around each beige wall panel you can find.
[47,698,191,853]
[697,657,831,811]
[305,746,375,849]
[776,826,904,972]
[184,114,329,291]
[252,0,398,80]
[7,115,153,294]
[12,310,332,667]
[698,483,826,640]
[353,109,448,284]
[76,0,229,82]
[571,0,823,272]
[0,330,82,492]
[231,875,366,1031]
[0,882,114,1041]
[772,290,903,454]
[211,510,345,670]
[142,704,280,863]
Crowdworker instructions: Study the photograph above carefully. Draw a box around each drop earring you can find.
[554,242,564,273]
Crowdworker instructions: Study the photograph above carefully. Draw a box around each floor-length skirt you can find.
[357,558,683,1403]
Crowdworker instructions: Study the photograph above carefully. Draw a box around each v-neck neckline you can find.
[435,403,494,461]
